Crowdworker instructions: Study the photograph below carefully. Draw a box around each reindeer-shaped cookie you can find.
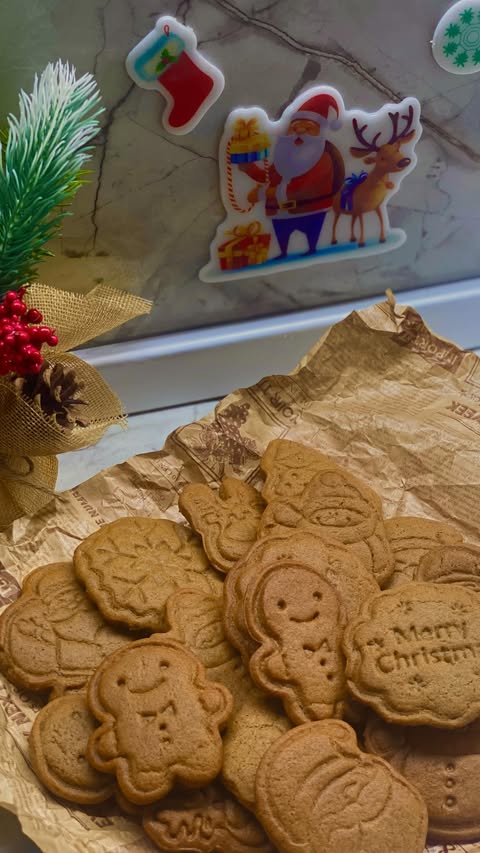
[331,103,417,248]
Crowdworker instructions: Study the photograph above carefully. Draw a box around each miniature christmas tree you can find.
[0,61,102,294]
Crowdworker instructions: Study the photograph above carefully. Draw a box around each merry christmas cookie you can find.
[73,517,223,631]
[243,532,378,724]
[179,478,265,573]
[384,516,463,587]
[416,543,480,590]
[164,588,290,810]
[143,782,275,852]
[29,693,114,805]
[0,562,131,697]
[260,439,393,586]
[365,713,480,844]
[256,720,428,853]
[344,582,480,727]
[87,636,232,804]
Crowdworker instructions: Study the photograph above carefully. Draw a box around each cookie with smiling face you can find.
[87,636,233,804]
[179,478,265,573]
[224,530,379,668]
[239,531,378,725]
[260,440,393,586]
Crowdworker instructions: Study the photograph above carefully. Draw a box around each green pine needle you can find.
[0,61,103,294]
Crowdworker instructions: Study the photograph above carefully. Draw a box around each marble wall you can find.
[1,0,480,343]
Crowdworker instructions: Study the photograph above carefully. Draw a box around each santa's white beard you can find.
[273,133,326,179]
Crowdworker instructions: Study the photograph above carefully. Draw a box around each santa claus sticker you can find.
[200,87,421,282]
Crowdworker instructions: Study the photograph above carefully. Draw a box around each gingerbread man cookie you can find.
[87,636,232,804]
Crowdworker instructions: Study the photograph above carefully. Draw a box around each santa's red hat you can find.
[291,93,342,130]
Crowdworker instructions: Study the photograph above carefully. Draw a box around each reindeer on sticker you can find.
[331,105,416,248]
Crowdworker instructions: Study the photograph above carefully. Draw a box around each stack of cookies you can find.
[2,438,480,852]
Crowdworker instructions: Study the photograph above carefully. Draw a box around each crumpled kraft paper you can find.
[1,297,480,852]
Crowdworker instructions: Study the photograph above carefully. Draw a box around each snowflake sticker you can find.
[433,0,480,73]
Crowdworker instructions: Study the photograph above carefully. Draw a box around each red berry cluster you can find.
[0,288,59,376]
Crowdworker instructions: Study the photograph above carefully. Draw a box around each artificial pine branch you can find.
[0,61,103,295]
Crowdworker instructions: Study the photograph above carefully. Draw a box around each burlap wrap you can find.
[0,283,151,528]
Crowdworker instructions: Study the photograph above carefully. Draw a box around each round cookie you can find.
[73,517,223,631]
[0,562,132,697]
[384,517,463,587]
[29,693,115,805]
[179,478,265,573]
[344,582,480,728]
[87,636,233,804]
[255,720,428,853]
[416,543,480,590]
[143,782,275,852]
[365,713,480,844]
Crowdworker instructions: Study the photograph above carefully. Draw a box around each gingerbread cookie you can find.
[87,636,232,804]
[344,582,480,728]
[365,713,480,844]
[179,478,265,573]
[29,693,114,805]
[384,516,463,587]
[243,532,378,724]
[416,543,480,590]
[74,518,223,632]
[256,720,428,853]
[164,588,290,810]
[224,530,378,668]
[260,440,393,586]
[0,562,131,697]
[143,782,275,852]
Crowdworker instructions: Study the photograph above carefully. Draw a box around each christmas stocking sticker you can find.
[126,16,224,135]
[200,86,421,282]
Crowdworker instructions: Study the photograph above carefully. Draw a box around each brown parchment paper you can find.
[1,297,480,852]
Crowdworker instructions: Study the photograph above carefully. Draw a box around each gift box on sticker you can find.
[229,118,271,164]
[218,222,271,270]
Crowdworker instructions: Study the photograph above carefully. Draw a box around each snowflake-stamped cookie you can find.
[433,1,480,74]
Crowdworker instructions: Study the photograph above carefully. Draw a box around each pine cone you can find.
[12,360,89,431]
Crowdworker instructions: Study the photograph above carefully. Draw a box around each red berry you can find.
[15,330,30,346]
[4,291,19,303]
[37,326,54,343]
[10,300,27,316]
[46,333,59,347]
[25,308,42,324]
